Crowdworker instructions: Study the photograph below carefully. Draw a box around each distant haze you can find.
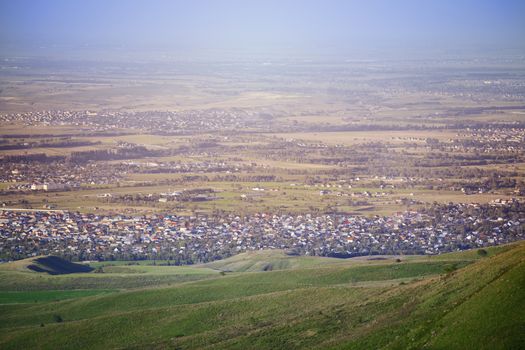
[1,0,525,60]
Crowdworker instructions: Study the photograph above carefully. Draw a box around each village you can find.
[0,108,269,134]
[1,199,523,263]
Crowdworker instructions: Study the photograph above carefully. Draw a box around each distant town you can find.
[1,56,524,265]
[2,198,522,263]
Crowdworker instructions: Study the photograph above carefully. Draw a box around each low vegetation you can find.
[0,242,522,349]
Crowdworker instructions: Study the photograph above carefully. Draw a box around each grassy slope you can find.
[204,250,350,272]
[0,258,220,291]
[0,256,93,274]
[0,290,114,304]
[0,242,522,349]
[27,256,94,275]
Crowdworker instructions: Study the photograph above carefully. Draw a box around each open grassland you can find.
[0,73,316,112]
[0,290,115,304]
[0,125,92,136]
[0,257,220,292]
[4,175,507,217]
[0,242,522,349]
[204,250,348,272]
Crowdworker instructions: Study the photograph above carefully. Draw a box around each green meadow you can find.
[0,242,523,349]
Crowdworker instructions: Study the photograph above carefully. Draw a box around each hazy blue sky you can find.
[1,0,524,57]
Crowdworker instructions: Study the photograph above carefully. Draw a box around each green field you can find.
[0,242,523,349]
[0,290,115,304]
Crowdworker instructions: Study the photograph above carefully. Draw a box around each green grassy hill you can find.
[204,249,347,272]
[0,255,93,275]
[27,256,94,275]
[0,242,523,349]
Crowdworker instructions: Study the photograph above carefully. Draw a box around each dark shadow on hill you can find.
[27,256,94,275]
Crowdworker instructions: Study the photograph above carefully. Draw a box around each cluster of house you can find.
[386,126,525,154]
[126,160,253,174]
[1,200,522,262]
[455,126,525,153]
[396,125,525,156]
[0,109,265,133]
[1,159,254,193]
[1,162,132,191]
[105,188,218,204]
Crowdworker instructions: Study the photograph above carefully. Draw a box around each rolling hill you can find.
[204,249,348,272]
[0,256,93,275]
[27,256,94,275]
[0,242,523,349]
